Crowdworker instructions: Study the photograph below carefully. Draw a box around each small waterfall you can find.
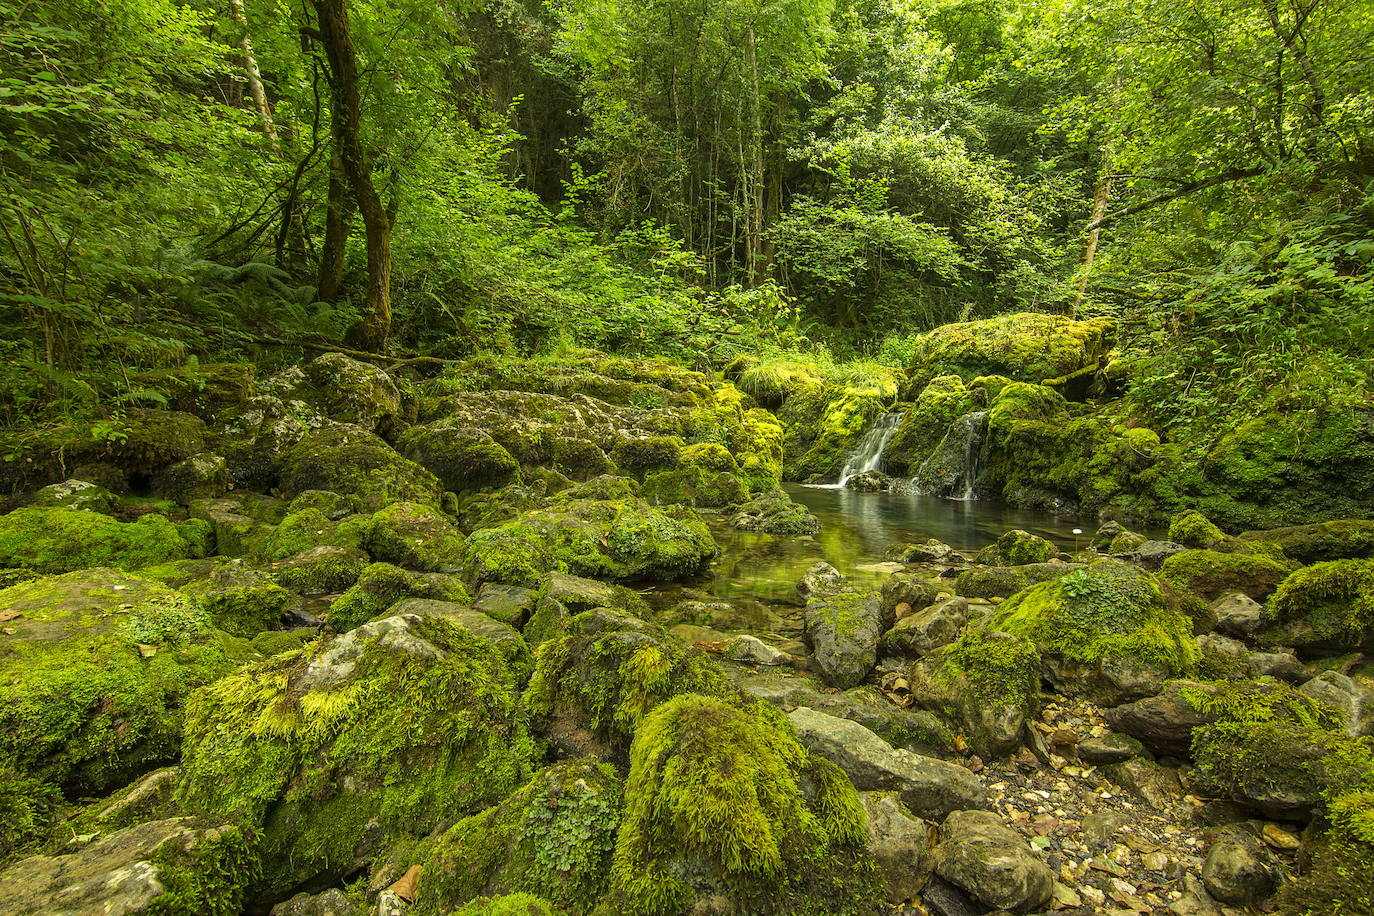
[957,410,988,500]
[911,410,988,499]
[837,413,902,487]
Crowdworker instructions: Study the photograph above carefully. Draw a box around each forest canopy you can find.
[0,0,1370,439]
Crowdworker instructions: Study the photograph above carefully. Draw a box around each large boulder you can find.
[279,423,442,511]
[1202,829,1278,906]
[1157,549,1292,603]
[933,809,1054,913]
[0,816,254,916]
[30,478,118,513]
[301,352,403,434]
[176,612,537,899]
[596,695,883,915]
[976,529,1057,566]
[905,313,1116,393]
[861,792,934,904]
[729,490,820,534]
[1261,559,1374,653]
[804,591,883,688]
[364,501,467,573]
[462,498,716,586]
[324,561,469,633]
[0,570,243,800]
[787,707,986,819]
[906,631,1041,757]
[981,558,1198,704]
[881,596,968,656]
[398,422,522,493]
[1239,518,1374,562]
[0,507,204,572]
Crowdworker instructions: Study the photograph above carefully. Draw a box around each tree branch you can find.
[1087,167,1266,231]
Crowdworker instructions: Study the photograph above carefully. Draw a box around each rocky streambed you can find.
[0,347,1370,916]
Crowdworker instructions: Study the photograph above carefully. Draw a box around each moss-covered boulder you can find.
[1274,809,1374,916]
[280,423,442,511]
[1168,510,1228,549]
[786,372,900,481]
[139,557,296,636]
[30,478,118,514]
[904,313,1116,394]
[0,570,244,799]
[364,501,467,573]
[610,436,684,476]
[326,561,470,632]
[0,507,203,572]
[463,498,716,586]
[955,566,1029,599]
[152,452,230,505]
[399,422,522,494]
[272,544,371,594]
[177,611,537,899]
[976,529,1057,566]
[729,490,820,534]
[188,494,284,556]
[986,558,1197,703]
[0,816,255,916]
[406,761,621,913]
[885,375,978,476]
[1158,549,1293,604]
[804,591,884,689]
[907,631,1040,757]
[452,895,567,915]
[599,694,882,916]
[1240,519,1374,563]
[524,624,731,759]
[1261,560,1374,653]
[300,352,403,434]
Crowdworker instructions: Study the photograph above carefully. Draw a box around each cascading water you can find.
[911,410,988,499]
[836,412,902,487]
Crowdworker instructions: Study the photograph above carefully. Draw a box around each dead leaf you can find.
[388,864,423,903]
[0,609,21,622]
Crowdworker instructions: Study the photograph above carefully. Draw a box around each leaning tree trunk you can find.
[228,0,280,153]
[311,0,391,353]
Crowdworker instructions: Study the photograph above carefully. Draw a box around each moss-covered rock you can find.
[301,352,403,434]
[610,436,684,476]
[955,566,1029,599]
[176,611,537,899]
[729,490,821,534]
[907,631,1040,757]
[1261,560,1374,653]
[1274,825,1374,916]
[399,422,523,494]
[786,373,900,481]
[152,453,229,505]
[0,815,256,916]
[552,438,612,481]
[641,465,747,508]
[253,506,370,561]
[0,570,244,799]
[0,507,203,572]
[363,501,466,573]
[280,423,442,511]
[130,361,254,418]
[976,529,1057,566]
[599,694,881,916]
[139,557,296,637]
[30,478,118,514]
[885,375,977,476]
[804,591,883,689]
[1168,510,1227,549]
[985,559,1197,699]
[1158,549,1293,604]
[0,763,60,860]
[408,761,621,914]
[326,562,470,632]
[904,313,1116,394]
[524,625,732,758]
[188,494,283,555]
[463,498,716,586]
[272,544,371,593]
[453,895,567,916]
[1240,519,1374,563]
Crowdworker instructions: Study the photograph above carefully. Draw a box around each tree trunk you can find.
[317,147,352,301]
[228,0,280,153]
[1072,170,1113,314]
[311,0,391,353]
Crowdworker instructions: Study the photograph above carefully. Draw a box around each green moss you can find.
[884,376,975,475]
[641,466,747,508]
[280,424,442,511]
[788,375,898,481]
[1181,678,1344,731]
[601,694,879,916]
[1240,519,1374,563]
[729,490,821,534]
[364,502,467,573]
[181,578,292,638]
[0,508,200,572]
[463,526,558,587]
[557,475,640,501]
[143,820,259,916]
[552,438,611,480]
[610,436,684,476]
[941,631,1041,707]
[987,558,1198,675]
[452,896,566,916]
[0,763,61,860]
[399,423,523,494]
[524,628,733,755]
[327,562,470,632]
[1275,828,1374,916]
[955,566,1030,599]
[1264,559,1374,650]
[979,528,1057,565]
[1158,549,1293,602]
[736,357,825,409]
[176,613,536,899]
[1168,510,1227,549]
[904,313,1116,392]
[272,545,370,594]
[1108,531,1148,553]
[256,508,369,561]
[0,570,243,797]
[412,761,620,914]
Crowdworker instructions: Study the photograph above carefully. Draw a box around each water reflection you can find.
[676,484,1130,604]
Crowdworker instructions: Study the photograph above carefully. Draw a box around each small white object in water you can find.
[1072,528,1083,535]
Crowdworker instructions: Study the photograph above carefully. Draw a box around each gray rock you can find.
[389,598,530,675]
[152,452,229,504]
[1212,592,1264,638]
[881,571,939,622]
[472,582,538,627]
[1119,540,1188,569]
[1077,733,1145,766]
[1101,758,1184,808]
[933,809,1054,913]
[882,597,968,656]
[1247,650,1310,683]
[1106,681,1216,756]
[1043,653,1169,707]
[723,634,791,666]
[303,352,402,435]
[1198,632,1248,660]
[273,545,370,594]
[272,889,356,916]
[804,592,882,688]
[0,817,249,916]
[888,538,960,565]
[861,792,933,903]
[1202,831,1277,905]
[788,707,986,819]
[31,479,118,514]
[798,561,845,599]
[1300,670,1366,735]
[1079,811,1133,849]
